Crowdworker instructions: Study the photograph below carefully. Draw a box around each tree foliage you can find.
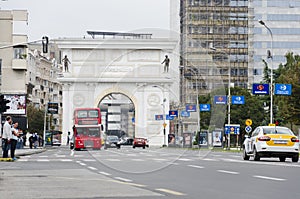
[274,52,300,126]
[27,104,44,135]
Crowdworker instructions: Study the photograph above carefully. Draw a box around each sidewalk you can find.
[0,146,46,162]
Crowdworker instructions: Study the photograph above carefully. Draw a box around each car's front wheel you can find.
[292,154,299,162]
[243,146,250,160]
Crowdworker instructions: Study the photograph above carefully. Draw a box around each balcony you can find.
[12,59,27,70]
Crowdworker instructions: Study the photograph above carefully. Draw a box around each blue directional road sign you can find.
[166,115,174,120]
[181,111,190,117]
[274,84,292,96]
[200,104,211,112]
[231,96,245,105]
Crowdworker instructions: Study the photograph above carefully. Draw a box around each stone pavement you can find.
[0,146,46,161]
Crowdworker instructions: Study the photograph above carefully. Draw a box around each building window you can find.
[14,47,26,59]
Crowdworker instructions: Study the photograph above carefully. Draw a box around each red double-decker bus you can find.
[74,108,101,125]
[72,124,102,150]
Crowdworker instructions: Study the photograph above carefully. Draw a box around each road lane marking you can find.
[202,158,218,161]
[37,159,50,162]
[82,159,96,162]
[155,188,186,196]
[217,170,239,175]
[178,158,193,161]
[88,166,98,171]
[131,159,144,161]
[61,159,73,162]
[99,171,111,176]
[188,165,205,169]
[253,175,286,181]
[79,163,86,166]
[18,159,29,162]
[114,177,132,182]
[105,159,121,162]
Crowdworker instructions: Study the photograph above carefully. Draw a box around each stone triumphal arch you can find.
[55,33,179,146]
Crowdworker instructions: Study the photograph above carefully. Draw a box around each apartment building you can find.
[252,0,300,83]
[0,9,62,131]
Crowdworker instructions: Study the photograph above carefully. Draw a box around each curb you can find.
[16,148,47,157]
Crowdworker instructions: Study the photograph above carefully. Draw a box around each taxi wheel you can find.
[279,157,286,162]
[253,147,260,161]
[243,147,250,160]
[292,154,299,162]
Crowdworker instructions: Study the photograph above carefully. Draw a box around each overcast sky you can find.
[1,0,170,41]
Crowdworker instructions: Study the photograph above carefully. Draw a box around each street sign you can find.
[231,96,245,105]
[274,84,292,95]
[163,123,167,128]
[214,95,227,105]
[181,111,190,117]
[245,125,252,133]
[252,83,269,95]
[245,119,252,126]
[166,114,174,120]
[48,102,59,114]
[224,124,240,135]
[200,104,211,112]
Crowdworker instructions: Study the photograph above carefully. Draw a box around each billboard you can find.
[3,94,26,115]
[252,84,269,95]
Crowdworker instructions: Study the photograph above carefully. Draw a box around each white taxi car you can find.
[243,126,299,162]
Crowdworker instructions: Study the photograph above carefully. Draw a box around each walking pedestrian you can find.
[11,122,20,161]
[2,116,13,158]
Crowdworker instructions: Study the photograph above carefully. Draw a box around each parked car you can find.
[243,126,299,162]
[133,138,148,149]
[104,135,121,149]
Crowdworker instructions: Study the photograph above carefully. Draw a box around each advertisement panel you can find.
[252,84,269,95]
[3,94,26,115]
[198,131,208,147]
[212,131,222,147]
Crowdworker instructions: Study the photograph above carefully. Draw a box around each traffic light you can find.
[42,36,49,53]
[0,95,10,113]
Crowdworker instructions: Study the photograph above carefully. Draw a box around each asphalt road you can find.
[1,146,299,199]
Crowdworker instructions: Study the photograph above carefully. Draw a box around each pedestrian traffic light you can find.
[0,95,10,113]
[42,36,49,53]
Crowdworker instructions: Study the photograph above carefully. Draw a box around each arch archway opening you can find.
[99,93,135,138]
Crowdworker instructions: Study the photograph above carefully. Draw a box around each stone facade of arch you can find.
[55,37,179,146]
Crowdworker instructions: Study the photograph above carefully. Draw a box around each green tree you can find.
[27,104,44,135]
[275,52,300,127]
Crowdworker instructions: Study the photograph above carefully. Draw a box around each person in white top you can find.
[11,122,20,160]
[2,116,12,158]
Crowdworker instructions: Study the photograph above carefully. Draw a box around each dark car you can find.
[133,138,148,149]
[119,137,134,146]
[104,135,121,149]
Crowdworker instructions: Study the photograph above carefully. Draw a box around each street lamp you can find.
[162,98,167,147]
[210,47,231,149]
[259,20,274,124]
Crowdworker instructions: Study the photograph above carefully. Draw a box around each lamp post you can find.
[162,98,167,147]
[210,47,231,149]
[259,20,274,124]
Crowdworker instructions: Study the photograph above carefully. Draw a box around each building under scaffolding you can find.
[180,0,253,104]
